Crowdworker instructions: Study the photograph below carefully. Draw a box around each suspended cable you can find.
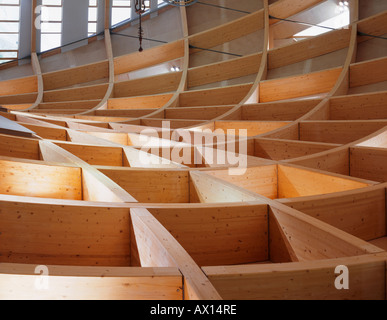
[269,15,338,32]
[196,1,251,14]
[111,32,168,44]
[112,33,242,57]
[357,31,387,40]
[189,44,243,57]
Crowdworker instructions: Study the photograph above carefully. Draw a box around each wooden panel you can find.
[108,94,173,110]
[350,57,387,88]
[18,123,68,141]
[83,132,129,145]
[189,10,264,50]
[150,204,269,266]
[271,206,382,261]
[190,171,264,203]
[289,148,350,176]
[43,61,109,91]
[357,10,387,40]
[330,91,387,120]
[43,84,108,102]
[114,40,185,75]
[188,53,261,88]
[98,168,190,203]
[350,146,387,182]
[131,208,221,300]
[204,166,278,199]
[0,264,183,300]
[0,93,38,105]
[215,121,290,137]
[260,68,341,102]
[96,109,154,118]
[0,134,40,160]
[268,29,351,69]
[255,138,338,160]
[269,209,298,263]
[204,255,387,300]
[300,121,387,144]
[114,72,181,98]
[278,165,372,199]
[180,84,252,107]
[38,100,100,110]
[282,187,386,241]
[242,99,320,121]
[0,200,130,266]
[0,160,82,200]
[166,106,234,120]
[55,142,124,167]
[0,76,37,96]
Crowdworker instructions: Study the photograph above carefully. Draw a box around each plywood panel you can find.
[350,57,387,88]
[98,168,190,203]
[204,255,387,300]
[255,138,338,160]
[150,204,269,266]
[0,200,131,266]
[55,142,124,167]
[114,40,185,75]
[0,76,37,96]
[282,187,386,241]
[350,146,387,182]
[180,84,252,107]
[0,265,183,300]
[215,121,290,137]
[0,135,40,160]
[108,94,173,110]
[300,121,387,144]
[43,61,109,91]
[278,165,372,199]
[204,166,278,199]
[330,91,387,120]
[0,160,82,200]
[260,68,341,102]
[242,99,320,121]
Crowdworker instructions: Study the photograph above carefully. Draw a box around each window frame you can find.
[40,0,63,52]
[0,0,21,64]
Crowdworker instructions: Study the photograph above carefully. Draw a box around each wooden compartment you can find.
[201,164,375,200]
[0,159,82,200]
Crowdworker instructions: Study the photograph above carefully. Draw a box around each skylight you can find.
[294,1,350,38]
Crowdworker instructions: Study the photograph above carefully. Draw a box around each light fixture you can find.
[336,1,349,13]
[135,0,146,52]
[170,66,180,72]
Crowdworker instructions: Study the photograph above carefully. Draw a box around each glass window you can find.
[88,0,98,37]
[40,0,62,52]
[0,0,20,64]
[111,0,131,26]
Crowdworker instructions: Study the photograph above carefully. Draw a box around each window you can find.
[40,0,63,52]
[294,1,350,38]
[111,0,131,26]
[0,0,21,64]
[88,0,98,37]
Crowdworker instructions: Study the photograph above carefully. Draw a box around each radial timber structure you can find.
[0,0,386,300]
